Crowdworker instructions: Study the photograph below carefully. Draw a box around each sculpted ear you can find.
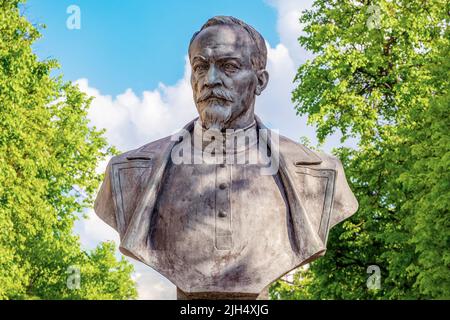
[255,70,269,95]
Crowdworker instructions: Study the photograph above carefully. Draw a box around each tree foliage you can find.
[271,0,449,299]
[0,0,137,299]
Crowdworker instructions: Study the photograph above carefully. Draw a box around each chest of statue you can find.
[96,123,358,296]
[148,158,299,293]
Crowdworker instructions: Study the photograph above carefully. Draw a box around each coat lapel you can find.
[255,115,328,262]
[120,119,196,263]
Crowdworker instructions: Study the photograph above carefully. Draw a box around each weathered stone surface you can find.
[94,16,358,299]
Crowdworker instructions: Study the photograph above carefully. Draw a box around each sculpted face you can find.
[189,24,269,130]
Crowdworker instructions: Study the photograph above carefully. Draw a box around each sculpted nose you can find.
[205,65,222,87]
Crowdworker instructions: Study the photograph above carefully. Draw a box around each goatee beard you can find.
[201,104,232,131]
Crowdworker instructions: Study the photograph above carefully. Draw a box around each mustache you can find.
[196,88,234,103]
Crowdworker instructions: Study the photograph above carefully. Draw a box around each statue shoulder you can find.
[94,135,173,236]
[278,134,358,229]
[278,134,346,171]
[110,135,173,164]
[278,134,322,166]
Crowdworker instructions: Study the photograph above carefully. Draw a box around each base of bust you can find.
[176,287,270,300]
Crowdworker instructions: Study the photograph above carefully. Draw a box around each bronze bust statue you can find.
[94,16,358,299]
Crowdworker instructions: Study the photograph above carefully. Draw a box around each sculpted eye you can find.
[194,64,208,73]
[223,63,238,72]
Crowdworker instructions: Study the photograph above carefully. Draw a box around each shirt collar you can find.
[192,118,258,154]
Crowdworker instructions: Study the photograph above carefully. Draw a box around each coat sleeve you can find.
[329,157,359,228]
[94,159,118,231]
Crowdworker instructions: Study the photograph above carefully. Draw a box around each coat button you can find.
[219,183,227,190]
[218,210,227,217]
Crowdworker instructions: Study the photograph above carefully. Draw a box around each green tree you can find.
[397,39,450,298]
[271,0,449,299]
[0,0,137,299]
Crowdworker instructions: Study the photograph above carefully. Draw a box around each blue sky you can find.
[25,0,279,96]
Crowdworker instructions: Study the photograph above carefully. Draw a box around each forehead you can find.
[189,25,255,60]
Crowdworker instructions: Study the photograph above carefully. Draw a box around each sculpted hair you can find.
[189,16,268,70]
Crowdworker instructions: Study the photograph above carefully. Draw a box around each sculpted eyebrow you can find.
[216,56,241,63]
[192,56,242,64]
[192,56,207,64]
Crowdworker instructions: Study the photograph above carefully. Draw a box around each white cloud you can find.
[133,263,177,300]
[76,57,197,153]
[75,209,119,250]
[74,0,353,300]
[257,42,314,143]
[266,0,315,65]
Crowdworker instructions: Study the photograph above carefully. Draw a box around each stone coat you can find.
[94,116,358,295]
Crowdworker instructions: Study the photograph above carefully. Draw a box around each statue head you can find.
[189,16,269,131]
